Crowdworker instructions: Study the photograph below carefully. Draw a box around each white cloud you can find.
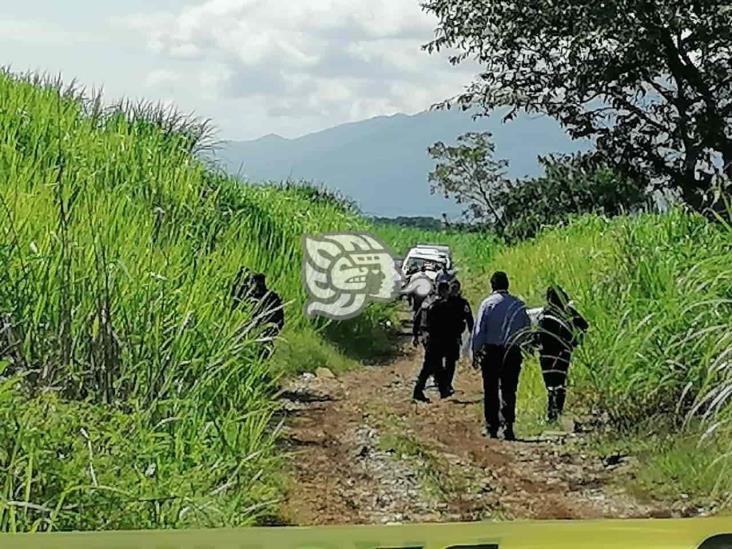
[144,68,181,88]
[122,0,473,136]
[0,18,97,45]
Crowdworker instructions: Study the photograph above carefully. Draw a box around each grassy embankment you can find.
[382,212,732,512]
[0,70,403,532]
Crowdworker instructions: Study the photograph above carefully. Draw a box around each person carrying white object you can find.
[537,286,589,422]
[457,331,472,388]
[461,331,472,360]
[401,264,434,313]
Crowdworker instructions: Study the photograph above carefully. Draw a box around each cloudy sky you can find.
[2,0,474,140]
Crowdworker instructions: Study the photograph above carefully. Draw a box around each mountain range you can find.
[212,108,589,218]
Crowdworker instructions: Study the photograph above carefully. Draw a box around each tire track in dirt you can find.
[278,339,677,525]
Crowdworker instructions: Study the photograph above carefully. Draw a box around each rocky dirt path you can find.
[276,330,689,526]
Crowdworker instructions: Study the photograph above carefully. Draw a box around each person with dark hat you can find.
[250,273,285,341]
[231,267,255,310]
[232,269,285,358]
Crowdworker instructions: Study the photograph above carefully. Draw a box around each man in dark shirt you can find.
[412,280,454,402]
[250,273,285,342]
[444,279,474,393]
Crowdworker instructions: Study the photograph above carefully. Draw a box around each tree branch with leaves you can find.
[422,0,732,215]
[428,131,510,228]
[428,131,650,241]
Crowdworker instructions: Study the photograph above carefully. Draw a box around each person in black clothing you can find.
[250,273,285,341]
[412,280,454,402]
[444,279,474,393]
[231,267,255,309]
[537,285,588,422]
[232,269,285,358]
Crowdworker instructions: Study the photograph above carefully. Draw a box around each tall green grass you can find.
[0,70,394,531]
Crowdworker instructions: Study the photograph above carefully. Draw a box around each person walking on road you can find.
[472,272,531,441]
[436,264,452,285]
[444,279,474,393]
[412,280,454,403]
[537,285,589,422]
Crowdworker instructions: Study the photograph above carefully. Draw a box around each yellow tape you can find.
[1,518,731,549]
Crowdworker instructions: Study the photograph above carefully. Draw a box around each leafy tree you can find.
[427,132,509,228]
[427,131,650,240]
[422,0,732,214]
[495,153,652,241]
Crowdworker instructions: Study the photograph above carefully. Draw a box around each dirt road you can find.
[277,332,683,525]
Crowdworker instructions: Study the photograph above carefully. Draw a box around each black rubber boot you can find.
[556,387,567,416]
[413,367,430,403]
[547,389,559,422]
[504,424,516,441]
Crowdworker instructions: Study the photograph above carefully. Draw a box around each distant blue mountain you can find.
[213,108,589,218]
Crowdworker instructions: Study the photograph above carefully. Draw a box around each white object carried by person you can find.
[460,331,472,362]
[527,306,543,326]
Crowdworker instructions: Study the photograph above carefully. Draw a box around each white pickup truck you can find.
[398,245,455,302]
[400,244,452,280]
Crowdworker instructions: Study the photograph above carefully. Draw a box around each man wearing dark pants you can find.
[538,285,589,421]
[478,345,523,439]
[412,281,453,402]
[472,272,531,441]
[444,279,474,393]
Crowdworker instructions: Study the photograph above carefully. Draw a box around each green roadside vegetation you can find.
[2,70,731,532]
[0,70,395,531]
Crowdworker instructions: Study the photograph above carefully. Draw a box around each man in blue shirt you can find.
[472,271,531,440]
